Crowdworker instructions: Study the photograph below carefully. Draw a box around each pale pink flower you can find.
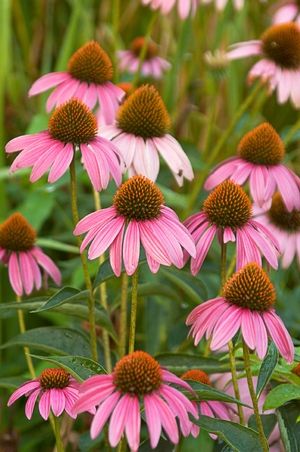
[255,192,300,268]
[202,0,244,11]
[118,37,170,79]
[226,22,300,108]
[273,2,300,25]
[5,99,122,192]
[187,263,294,363]
[205,123,300,212]
[74,175,196,276]
[215,373,283,451]
[184,180,279,275]
[72,351,198,450]
[28,41,125,124]
[0,213,61,296]
[181,369,231,439]
[7,368,80,420]
[142,0,200,19]
[100,85,193,186]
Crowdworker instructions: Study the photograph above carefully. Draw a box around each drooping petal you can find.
[123,221,140,275]
[39,391,51,420]
[109,394,132,447]
[125,395,141,451]
[263,311,294,363]
[7,380,40,406]
[25,388,41,419]
[90,391,121,439]
[31,247,61,285]
[50,388,66,417]
[8,252,23,296]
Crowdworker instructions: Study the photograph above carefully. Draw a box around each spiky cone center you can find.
[223,263,276,312]
[268,192,300,232]
[114,175,164,221]
[261,23,300,70]
[130,37,158,60]
[116,84,171,139]
[181,369,211,385]
[238,123,284,166]
[39,368,70,390]
[48,99,97,144]
[67,41,113,84]
[113,351,162,395]
[0,213,36,252]
[203,180,252,228]
[292,363,300,377]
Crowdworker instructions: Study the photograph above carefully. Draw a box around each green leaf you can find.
[264,384,300,410]
[186,381,250,407]
[156,353,243,374]
[278,402,300,452]
[191,416,262,452]
[0,376,25,389]
[256,342,278,398]
[32,286,81,312]
[36,238,79,254]
[30,355,106,381]
[18,190,55,231]
[161,268,207,305]
[0,327,92,357]
[248,414,277,439]
[94,256,147,287]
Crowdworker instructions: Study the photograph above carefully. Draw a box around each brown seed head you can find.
[0,213,36,252]
[261,23,300,69]
[113,351,162,395]
[181,369,211,385]
[48,98,97,144]
[68,41,113,84]
[238,123,284,166]
[114,175,164,221]
[116,84,171,138]
[130,37,158,60]
[223,263,276,312]
[39,368,70,390]
[268,192,300,232]
[203,180,252,228]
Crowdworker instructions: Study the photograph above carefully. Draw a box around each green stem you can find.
[220,238,227,288]
[242,341,269,452]
[119,273,129,357]
[16,296,36,379]
[69,158,98,362]
[283,116,300,146]
[128,270,139,354]
[93,189,112,372]
[131,12,158,88]
[53,415,65,452]
[185,82,262,215]
[112,0,120,82]
[228,340,245,425]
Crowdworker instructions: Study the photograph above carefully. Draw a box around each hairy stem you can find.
[53,415,65,452]
[16,295,36,379]
[119,272,129,357]
[228,340,245,425]
[128,270,139,354]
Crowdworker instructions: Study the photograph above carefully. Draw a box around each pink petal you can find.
[204,158,238,191]
[48,143,74,182]
[191,225,217,275]
[74,206,117,235]
[252,311,268,359]
[19,252,34,295]
[25,388,40,419]
[123,221,140,276]
[31,247,61,285]
[90,391,121,439]
[263,311,294,363]
[150,393,179,445]
[50,388,66,417]
[88,217,125,260]
[8,252,23,296]
[39,391,51,420]
[110,226,125,277]
[144,394,162,449]
[28,72,70,96]
[210,304,242,350]
[7,380,40,406]
[241,309,256,350]
[109,394,132,447]
[125,395,141,451]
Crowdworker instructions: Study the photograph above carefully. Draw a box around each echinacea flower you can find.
[255,192,300,268]
[181,369,231,438]
[5,98,122,191]
[100,85,193,185]
[226,22,300,108]
[141,0,200,19]
[74,175,196,276]
[201,0,244,11]
[215,373,283,451]
[186,262,295,362]
[28,41,125,124]
[184,180,279,275]
[205,122,300,211]
[8,368,80,420]
[273,1,300,25]
[0,213,61,296]
[72,351,198,450]
[118,37,171,79]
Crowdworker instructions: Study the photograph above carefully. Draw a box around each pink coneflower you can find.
[7,368,80,420]
[181,369,231,438]
[100,85,193,185]
[0,213,61,296]
[255,192,300,268]
[186,263,295,362]
[5,98,122,192]
[141,0,200,19]
[273,2,300,24]
[28,41,125,124]
[72,351,198,450]
[74,175,196,276]
[205,123,300,211]
[215,373,283,451]
[184,180,279,275]
[202,0,244,11]
[118,37,171,79]
[226,22,300,108]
